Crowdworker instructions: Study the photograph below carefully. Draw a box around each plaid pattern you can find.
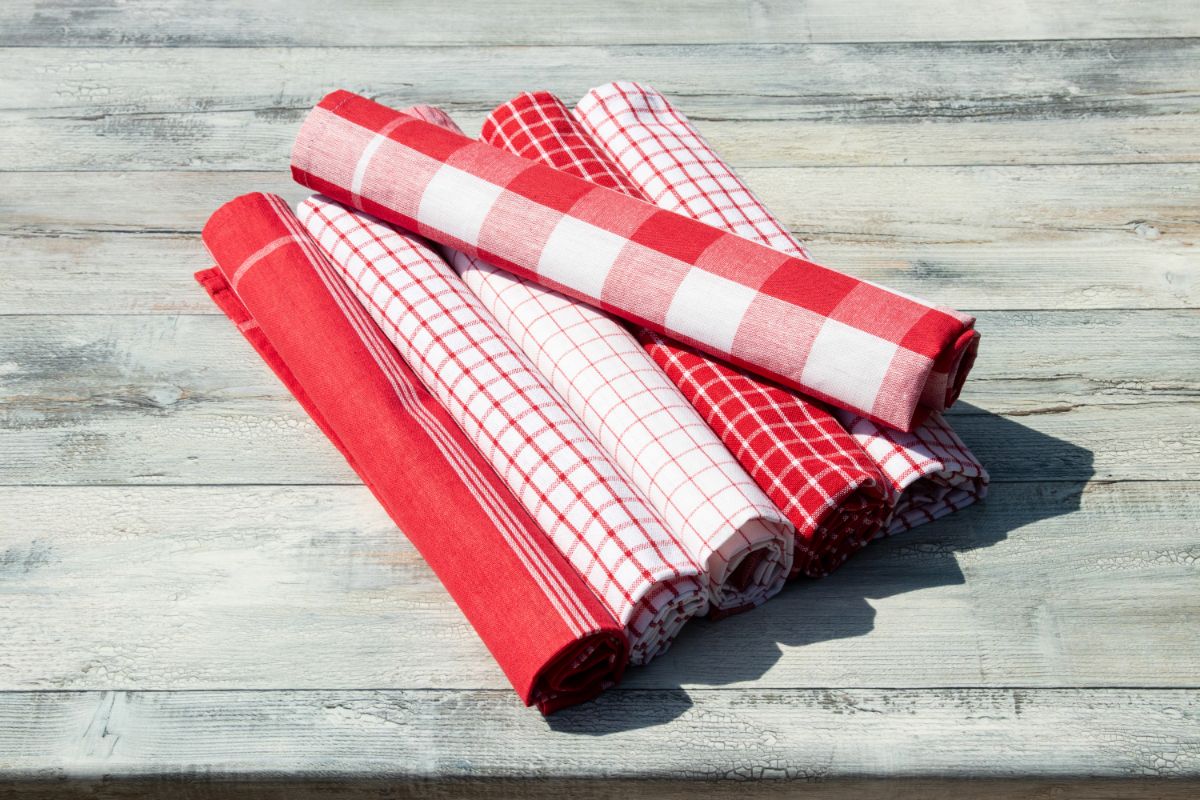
[481,91,887,580]
[297,195,708,664]
[460,93,796,612]
[575,82,988,535]
[575,80,981,420]
[292,90,979,432]
[200,192,627,714]
[845,412,990,536]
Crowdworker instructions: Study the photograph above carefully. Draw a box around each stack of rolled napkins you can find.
[198,83,988,714]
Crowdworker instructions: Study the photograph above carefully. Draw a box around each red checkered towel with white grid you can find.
[484,91,893,577]
[199,193,627,714]
[575,81,989,532]
[291,90,979,432]
[297,195,708,664]
[402,102,795,614]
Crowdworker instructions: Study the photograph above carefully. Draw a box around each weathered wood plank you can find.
[4,0,1199,46]
[2,40,1197,169]
[0,482,1197,691]
[0,312,1196,485]
[3,165,1196,314]
[0,689,1196,796]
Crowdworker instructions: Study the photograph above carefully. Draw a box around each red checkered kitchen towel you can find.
[483,91,895,577]
[575,81,989,533]
[291,90,979,433]
[404,103,794,613]
[297,195,709,664]
[199,193,627,713]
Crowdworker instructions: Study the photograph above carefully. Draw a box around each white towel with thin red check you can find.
[483,91,894,578]
[297,195,707,664]
[575,81,989,533]
[408,102,794,613]
[291,90,979,432]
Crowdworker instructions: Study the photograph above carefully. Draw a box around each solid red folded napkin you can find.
[199,192,627,713]
[483,91,895,578]
[291,90,979,432]
[415,103,794,614]
[296,195,709,664]
[575,81,988,537]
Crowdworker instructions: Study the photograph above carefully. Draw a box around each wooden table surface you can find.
[2,1,1199,796]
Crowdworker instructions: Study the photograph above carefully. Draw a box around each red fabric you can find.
[199,192,627,713]
[481,92,894,578]
[574,82,988,540]
[296,195,708,665]
[291,90,978,432]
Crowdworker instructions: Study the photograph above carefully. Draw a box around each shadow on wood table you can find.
[548,406,1095,734]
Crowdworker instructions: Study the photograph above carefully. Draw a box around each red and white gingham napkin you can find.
[575,81,989,535]
[297,195,708,664]
[401,101,794,613]
[291,90,979,432]
[481,91,893,577]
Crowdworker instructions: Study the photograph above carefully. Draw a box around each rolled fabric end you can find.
[628,576,710,666]
[791,487,894,579]
[291,89,978,432]
[199,192,630,714]
[705,519,793,614]
[534,630,628,714]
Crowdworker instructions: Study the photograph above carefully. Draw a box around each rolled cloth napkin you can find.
[291,90,979,432]
[297,195,708,664]
[574,81,989,534]
[484,91,893,577]
[198,193,627,713]
[409,103,793,613]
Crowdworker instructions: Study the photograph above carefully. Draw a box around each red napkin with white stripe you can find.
[406,104,794,614]
[291,90,979,432]
[574,81,988,536]
[297,195,708,664]
[199,192,627,713]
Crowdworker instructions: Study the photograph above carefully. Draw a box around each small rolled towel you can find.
[297,195,708,664]
[290,90,979,432]
[200,192,627,713]
[574,81,988,537]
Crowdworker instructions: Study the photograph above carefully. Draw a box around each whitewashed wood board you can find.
[5,0,1199,45]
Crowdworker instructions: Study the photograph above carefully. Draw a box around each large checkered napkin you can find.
[482,91,893,578]
[576,81,989,536]
[445,95,797,613]
[199,193,627,714]
[291,90,979,432]
[296,195,708,664]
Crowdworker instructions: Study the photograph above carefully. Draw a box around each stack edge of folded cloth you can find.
[196,84,987,713]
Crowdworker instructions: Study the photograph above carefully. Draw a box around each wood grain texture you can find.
[3,40,1198,169]
[0,481,1197,691]
[0,689,1196,794]
[3,0,1199,792]
[4,0,1199,45]
[1,311,1193,483]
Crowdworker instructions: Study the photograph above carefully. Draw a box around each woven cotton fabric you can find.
[297,195,708,664]
[291,90,979,431]
[575,81,988,536]
[438,95,796,612]
[200,192,627,713]
[477,91,892,578]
